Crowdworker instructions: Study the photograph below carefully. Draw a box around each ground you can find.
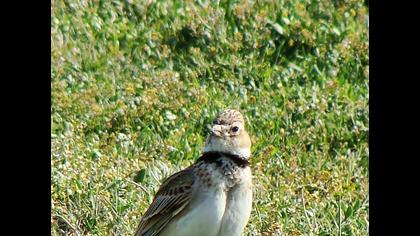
[51,0,369,235]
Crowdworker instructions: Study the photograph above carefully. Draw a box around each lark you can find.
[134,109,253,236]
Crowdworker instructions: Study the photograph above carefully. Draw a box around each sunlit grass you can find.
[51,0,369,235]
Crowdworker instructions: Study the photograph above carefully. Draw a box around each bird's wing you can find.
[134,167,195,236]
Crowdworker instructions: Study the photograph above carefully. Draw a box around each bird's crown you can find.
[212,109,244,125]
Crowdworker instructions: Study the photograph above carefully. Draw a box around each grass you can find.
[51,0,369,235]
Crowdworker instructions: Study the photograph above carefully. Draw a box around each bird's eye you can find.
[231,126,239,132]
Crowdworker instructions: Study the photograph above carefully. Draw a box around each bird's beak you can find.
[209,125,224,137]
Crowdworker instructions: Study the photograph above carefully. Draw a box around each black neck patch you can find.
[196,151,250,168]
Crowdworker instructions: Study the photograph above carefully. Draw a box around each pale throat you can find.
[203,136,251,158]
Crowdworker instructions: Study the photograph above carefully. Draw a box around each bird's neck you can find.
[196,151,250,168]
[203,145,251,158]
[203,136,251,158]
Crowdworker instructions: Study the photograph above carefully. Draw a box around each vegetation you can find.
[51,0,369,235]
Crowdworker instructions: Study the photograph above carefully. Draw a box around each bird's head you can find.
[203,109,251,158]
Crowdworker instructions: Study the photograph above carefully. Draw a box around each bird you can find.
[133,109,253,236]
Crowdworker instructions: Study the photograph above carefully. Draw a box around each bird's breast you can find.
[161,159,252,236]
[160,182,227,236]
[219,167,253,236]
